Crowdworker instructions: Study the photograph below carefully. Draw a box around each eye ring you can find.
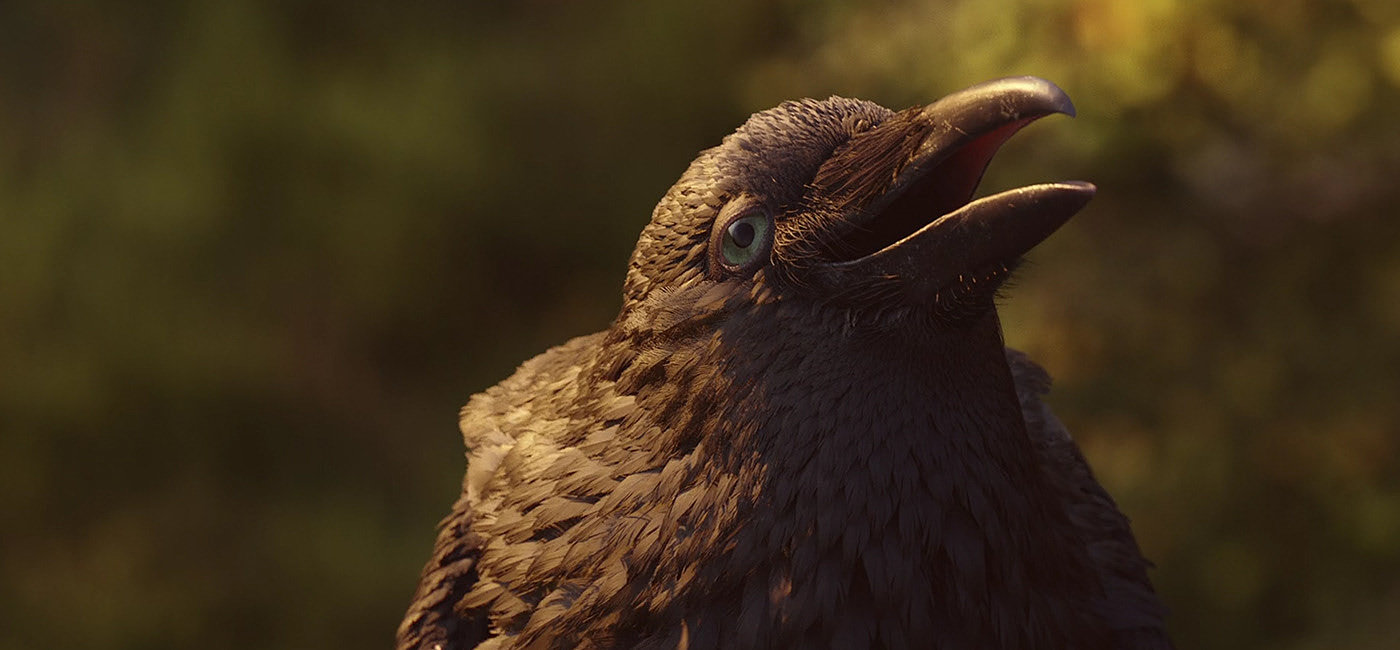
[708,203,774,277]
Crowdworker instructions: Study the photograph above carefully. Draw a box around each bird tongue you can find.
[805,77,1095,305]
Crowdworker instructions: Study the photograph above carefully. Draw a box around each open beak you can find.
[802,76,1095,308]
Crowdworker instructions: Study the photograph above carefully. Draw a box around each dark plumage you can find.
[398,77,1171,650]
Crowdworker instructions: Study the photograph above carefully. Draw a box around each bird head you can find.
[619,76,1092,334]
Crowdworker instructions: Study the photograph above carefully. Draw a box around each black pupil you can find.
[728,220,756,248]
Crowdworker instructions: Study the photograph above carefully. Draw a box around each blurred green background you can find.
[3,1,1398,648]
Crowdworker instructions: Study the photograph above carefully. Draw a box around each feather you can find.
[398,80,1169,650]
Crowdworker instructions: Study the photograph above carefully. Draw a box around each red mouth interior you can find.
[834,119,1034,262]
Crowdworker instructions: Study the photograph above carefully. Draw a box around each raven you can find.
[399,77,1170,650]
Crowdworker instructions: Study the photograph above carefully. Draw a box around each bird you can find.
[397,76,1171,650]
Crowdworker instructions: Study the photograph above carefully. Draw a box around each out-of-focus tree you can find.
[1,1,1395,649]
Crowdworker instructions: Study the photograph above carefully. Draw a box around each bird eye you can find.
[713,209,772,273]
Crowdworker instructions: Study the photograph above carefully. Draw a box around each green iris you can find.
[720,213,769,267]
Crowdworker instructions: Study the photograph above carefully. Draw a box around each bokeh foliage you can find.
[2,1,1397,648]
